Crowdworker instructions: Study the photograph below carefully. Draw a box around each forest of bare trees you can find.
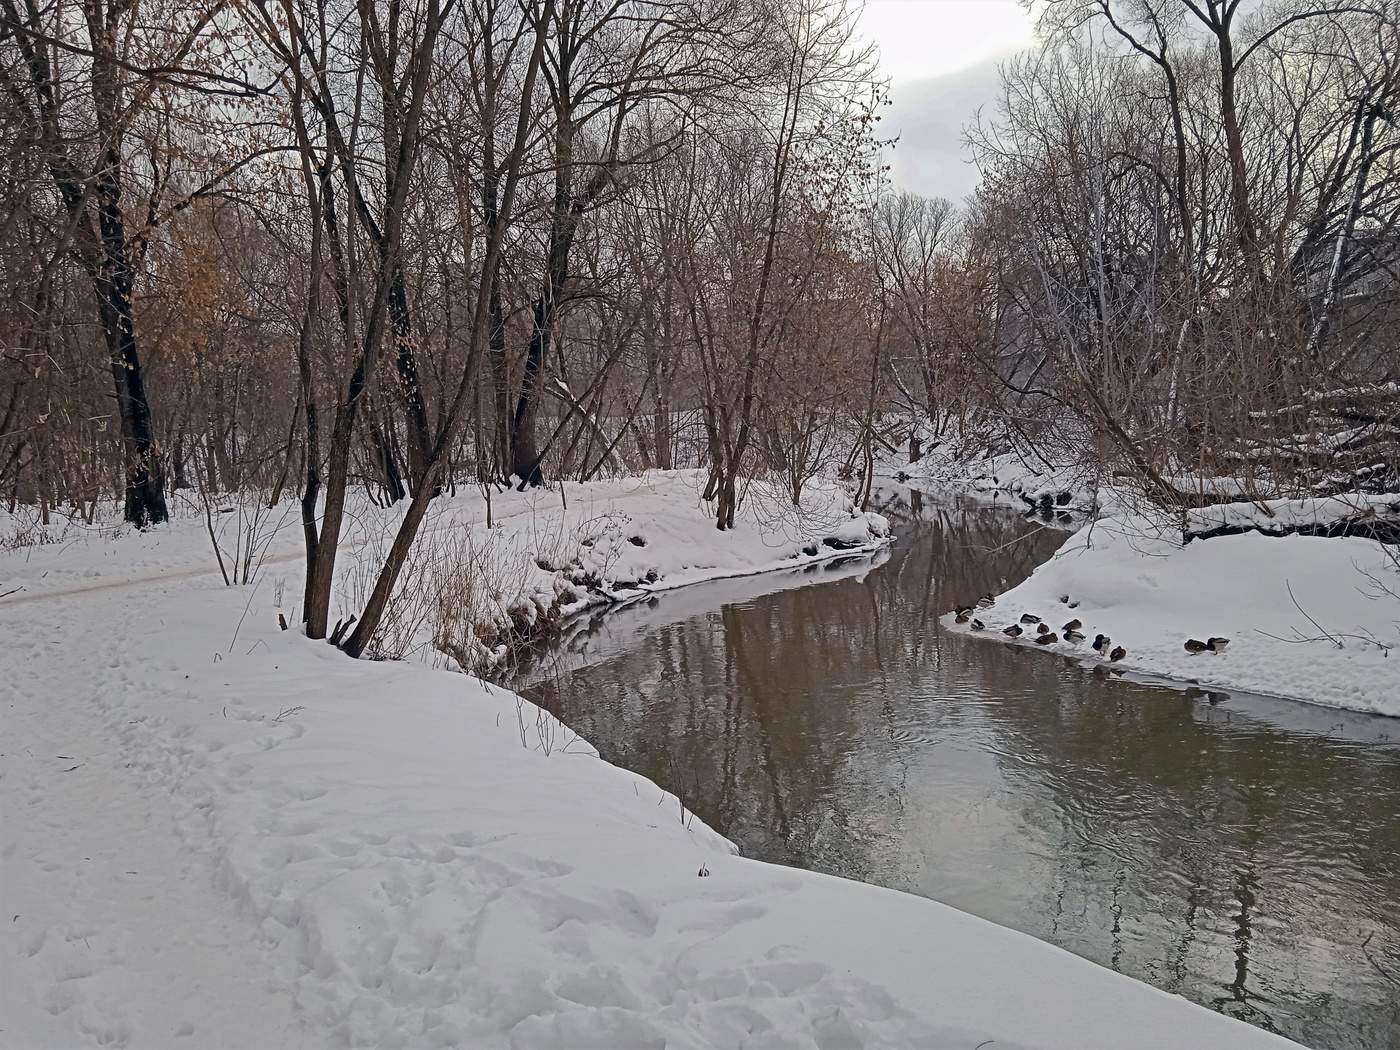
[3,0,1398,649]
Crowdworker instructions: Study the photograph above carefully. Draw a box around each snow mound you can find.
[1183,492,1400,541]
[952,514,1400,716]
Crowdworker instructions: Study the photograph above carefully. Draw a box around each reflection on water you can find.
[518,489,1400,1050]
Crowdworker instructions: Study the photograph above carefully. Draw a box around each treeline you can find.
[892,0,1400,501]
[2,0,888,513]
[3,0,1399,649]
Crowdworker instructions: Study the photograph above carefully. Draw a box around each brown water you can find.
[517,488,1400,1050]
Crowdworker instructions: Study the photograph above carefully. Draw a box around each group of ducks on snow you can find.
[954,597,1230,662]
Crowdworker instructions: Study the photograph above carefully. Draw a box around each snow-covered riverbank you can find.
[947,509,1400,717]
[0,470,889,672]
[0,523,1302,1049]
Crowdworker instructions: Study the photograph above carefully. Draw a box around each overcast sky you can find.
[857,0,1037,201]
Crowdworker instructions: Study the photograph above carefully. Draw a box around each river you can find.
[517,487,1400,1050]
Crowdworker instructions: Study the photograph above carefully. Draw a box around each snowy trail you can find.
[1,580,949,1049]
[0,586,317,1049]
[0,496,555,607]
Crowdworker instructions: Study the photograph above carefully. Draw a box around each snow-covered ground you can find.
[0,470,888,672]
[0,509,1302,1049]
[948,511,1400,717]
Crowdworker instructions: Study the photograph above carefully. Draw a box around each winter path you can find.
[1,501,1303,1049]
[1,582,314,1049]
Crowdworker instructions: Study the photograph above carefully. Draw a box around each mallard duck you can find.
[1003,624,1023,637]
[1019,613,1041,625]
[1064,629,1086,642]
[1091,633,1109,653]
[1034,632,1059,645]
[1207,637,1230,652]
[1062,618,1082,632]
[1036,621,1051,635]
[970,619,985,631]
[954,608,972,624]
[1184,638,1210,654]
[1109,645,1126,662]
[976,594,995,609]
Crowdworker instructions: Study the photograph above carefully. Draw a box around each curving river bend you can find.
[517,487,1400,1050]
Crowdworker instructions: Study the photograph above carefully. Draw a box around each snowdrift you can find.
[950,512,1400,717]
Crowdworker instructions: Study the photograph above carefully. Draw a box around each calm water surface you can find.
[518,489,1400,1050]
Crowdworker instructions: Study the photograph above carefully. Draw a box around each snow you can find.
[0,470,889,671]
[0,483,1302,1049]
[875,434,1102,515]
[1183,492,1400,537]
[949,512,1400,717]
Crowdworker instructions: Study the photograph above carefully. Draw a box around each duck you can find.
[976,594,995,609]
[1184,638,1210,654]
[1019,613,1041,625]
[1109,645,1126,662]
[970,619,985,631]
[1091,633,1109,653]
[1207,636,1230,652]
[1036,621,1051,635]
[1003,624,1023,637]
[1064,629,1086,643]
[1058,594,1072,605]
[954,608,972,624]
[1034,632,1059,645]
[1062,618,1082,633]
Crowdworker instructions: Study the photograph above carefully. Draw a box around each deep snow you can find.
[948,512,1400,717]
[0,480,1302,1049]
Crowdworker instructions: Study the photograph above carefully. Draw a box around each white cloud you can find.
[858,0,1034,83]
[858,1,1036,200]
[883,57,1009,202]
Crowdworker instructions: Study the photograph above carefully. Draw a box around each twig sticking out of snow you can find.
[1287,580,1344,649]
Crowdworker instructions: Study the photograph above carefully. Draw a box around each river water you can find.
[517,487,1400,1050]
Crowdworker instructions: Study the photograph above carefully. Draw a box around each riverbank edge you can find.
[939,509,1400,718]
[0,470,893,676]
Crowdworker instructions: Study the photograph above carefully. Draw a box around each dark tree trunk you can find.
[388,268,434,496]
[509,119,591,487]
[93,140,167,525]
[296,307,321,624]
[372,411,407,504]
[483,162,513,482]
[510,298,549,486]
[94,225,166,523]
